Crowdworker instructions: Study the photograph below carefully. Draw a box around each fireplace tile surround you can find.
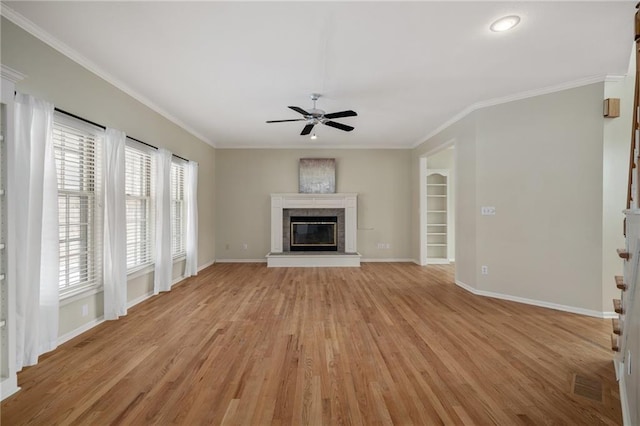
[267,193,360,267]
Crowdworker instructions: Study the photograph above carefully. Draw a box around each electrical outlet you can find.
[481,206,496,215]
[81,304,89,317]
[385,243,391,249]
[481,265,488,275]
[242,243,248,250]
[377,243,384,249]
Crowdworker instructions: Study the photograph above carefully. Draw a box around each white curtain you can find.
[103,128,127,320]
[185,161,198,277]
[154,148,173,294]
[13,93,59,370]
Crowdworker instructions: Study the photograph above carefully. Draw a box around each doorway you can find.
[420,144,456,266]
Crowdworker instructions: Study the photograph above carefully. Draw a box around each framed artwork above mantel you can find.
[299,158,335,194]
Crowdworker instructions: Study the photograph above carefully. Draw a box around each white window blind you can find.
[125,140,155,270]
[53,115,102,296]
[170,160,186,257]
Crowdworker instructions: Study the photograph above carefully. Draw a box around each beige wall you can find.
[1,18,216,337]
[215,149,412,260]
[414,83,609,312]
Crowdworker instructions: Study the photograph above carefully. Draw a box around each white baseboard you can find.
[455,280,614,319]
[216,258,267,263]
[360,258,414,263]
[57,316,105,346]
[127,291,154,309]
[1,376,20,401]
[198,259,215,271]
[619,369,631,426]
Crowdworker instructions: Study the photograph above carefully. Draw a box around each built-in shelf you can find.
[426,170,449,264]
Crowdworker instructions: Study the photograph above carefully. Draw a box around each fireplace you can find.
[268,193,360,267]
[290,216,338,251]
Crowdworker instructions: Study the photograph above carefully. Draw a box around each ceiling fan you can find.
[266,94,357,136]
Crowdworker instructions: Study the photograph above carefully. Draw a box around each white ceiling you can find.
[3,1,636,149]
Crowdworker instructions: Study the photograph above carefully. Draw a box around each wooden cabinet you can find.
[426,170,449,264]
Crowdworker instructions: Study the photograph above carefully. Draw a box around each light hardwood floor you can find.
[2,263,622,425]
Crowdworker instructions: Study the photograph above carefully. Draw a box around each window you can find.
[125,140,155,270]
[170,160,186,257]
[53,115,102,296]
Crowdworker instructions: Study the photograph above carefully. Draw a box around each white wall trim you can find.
[127,291,154,310]
[455,280,614,319]
[360,258,415,263]
[412,74,613,148]
[198,259,216,271]
[619,370,632,426]
[0,377,20,401]
[0,5,215,148]
[216,258,268,263]
[0,64,26,83]
[57,316,105,346]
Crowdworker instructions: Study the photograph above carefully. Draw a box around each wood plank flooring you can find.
[1,263,622,425]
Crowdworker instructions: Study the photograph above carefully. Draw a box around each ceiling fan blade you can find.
[301,123,315,135]
[266,119,307,123]
[288,106,310,116]
[324,121,354,132]
[323,110,358,119]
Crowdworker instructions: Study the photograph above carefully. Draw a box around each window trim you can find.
[125,138,155,272]
[170,158,187,259]
[54,112,104,300]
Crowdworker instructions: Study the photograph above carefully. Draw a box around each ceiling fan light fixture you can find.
[490,15,520,32]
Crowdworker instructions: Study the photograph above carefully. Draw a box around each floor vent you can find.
[572,374,603,402]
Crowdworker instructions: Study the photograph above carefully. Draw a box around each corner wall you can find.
[1,18,216,337]
[413,83,610,314]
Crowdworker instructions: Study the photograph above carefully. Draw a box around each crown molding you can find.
[412,74,616,149]
[216,143,409,150]
[1,5,216,148]
[0,64,26,83]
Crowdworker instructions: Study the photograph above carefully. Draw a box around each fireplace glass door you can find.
[290,216,338,251]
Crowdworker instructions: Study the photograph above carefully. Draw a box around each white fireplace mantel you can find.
[267,193,360,267]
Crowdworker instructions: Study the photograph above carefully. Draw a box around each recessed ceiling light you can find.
[490,15,521,32]
[310,133,317,140]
